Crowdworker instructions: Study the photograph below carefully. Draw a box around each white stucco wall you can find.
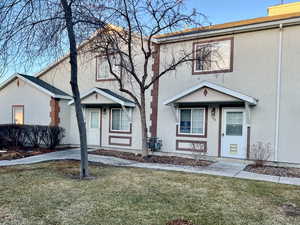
[0,78,51,125]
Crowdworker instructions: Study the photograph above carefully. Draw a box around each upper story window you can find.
[193,37,233,75]
[96,57,120,81]
[96,57,118,81]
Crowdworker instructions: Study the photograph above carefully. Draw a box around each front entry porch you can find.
[69,87,136,148]
[164,81,258,160]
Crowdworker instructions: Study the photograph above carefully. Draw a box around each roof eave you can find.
[163,81,258,106]
[68,87,135,107]
[0,73,70,99]
[0,73,19,90]
[53,95,73,100]
[156,17,300,44]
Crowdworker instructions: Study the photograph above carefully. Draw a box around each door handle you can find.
[222,133,225,136]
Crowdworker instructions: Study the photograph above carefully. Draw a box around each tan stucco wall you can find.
[0,78,51,125]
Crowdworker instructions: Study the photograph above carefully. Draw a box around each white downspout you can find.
[274,23,283,162]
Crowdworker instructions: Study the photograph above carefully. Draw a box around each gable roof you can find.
[155,12,300,42]
[0,73,71,99]
[163,81,258,106]
[68,87,135,107]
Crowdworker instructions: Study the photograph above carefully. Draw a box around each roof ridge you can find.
[155,12,300,39]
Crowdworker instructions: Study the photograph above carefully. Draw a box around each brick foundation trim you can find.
[50,97,60,126]
[150,43,160,137]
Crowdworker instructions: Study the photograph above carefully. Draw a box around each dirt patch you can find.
[166,219,197,225]
[0,147,73,160]
[245,165,300,178]
[281,204,300,217]
[91,149,212,167]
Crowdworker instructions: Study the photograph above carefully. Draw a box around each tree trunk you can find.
[61,0,89,178]
[140,90,149,157]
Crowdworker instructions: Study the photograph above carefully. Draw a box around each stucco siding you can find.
[157,29,279,158]
[58,99,71,144]
[0,78,51,125]
[37,44,153,150]
[177,87,241,103]
[81,93,115,105]
[277,25,300,163]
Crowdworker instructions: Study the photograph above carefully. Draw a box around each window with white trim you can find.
[111,108,130,131]
[194,38,232,73]
[12,106,24,125]
[179,108,205,135]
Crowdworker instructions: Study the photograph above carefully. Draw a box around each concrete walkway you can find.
[1,149,300,186]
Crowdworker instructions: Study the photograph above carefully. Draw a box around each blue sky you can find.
[1,0,299,83]
[186,0,299,24]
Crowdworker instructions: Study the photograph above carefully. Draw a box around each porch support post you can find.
[245,102,251,159]
[170,103,179,124]
[82,105,86,124]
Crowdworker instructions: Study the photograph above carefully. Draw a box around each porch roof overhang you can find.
[163,81,258,106]
[68,87,136,107]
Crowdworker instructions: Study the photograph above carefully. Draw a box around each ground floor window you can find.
[111,108,130,131]
[179,108,205,135]
[12,105,24,124]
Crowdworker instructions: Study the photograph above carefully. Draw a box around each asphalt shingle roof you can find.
[19,74,70,97]
[96,88,135,104]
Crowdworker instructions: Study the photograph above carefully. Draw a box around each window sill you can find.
[176,125,207,138]
[192,68,233,75]
[96,78,117,82]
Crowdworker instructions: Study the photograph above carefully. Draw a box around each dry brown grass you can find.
[0,160,300,225]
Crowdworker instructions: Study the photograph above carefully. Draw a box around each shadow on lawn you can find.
[166,219,198,225]
[0,160,106,180]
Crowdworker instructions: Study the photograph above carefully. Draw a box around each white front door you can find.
[221,108,246,159]
[86,109,101,146]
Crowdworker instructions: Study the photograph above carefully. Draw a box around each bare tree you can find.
[88,0,208,157]
[0,0,106,178]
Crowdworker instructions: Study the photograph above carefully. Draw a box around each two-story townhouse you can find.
[152,2,300,164]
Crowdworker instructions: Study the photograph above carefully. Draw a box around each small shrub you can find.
[0,136,8,149]
[25,125,41,148]
[41,126,65,149]
[191,142,207,160]
[250,142,272,167]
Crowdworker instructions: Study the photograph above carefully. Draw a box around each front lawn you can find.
[0,161,300,225]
